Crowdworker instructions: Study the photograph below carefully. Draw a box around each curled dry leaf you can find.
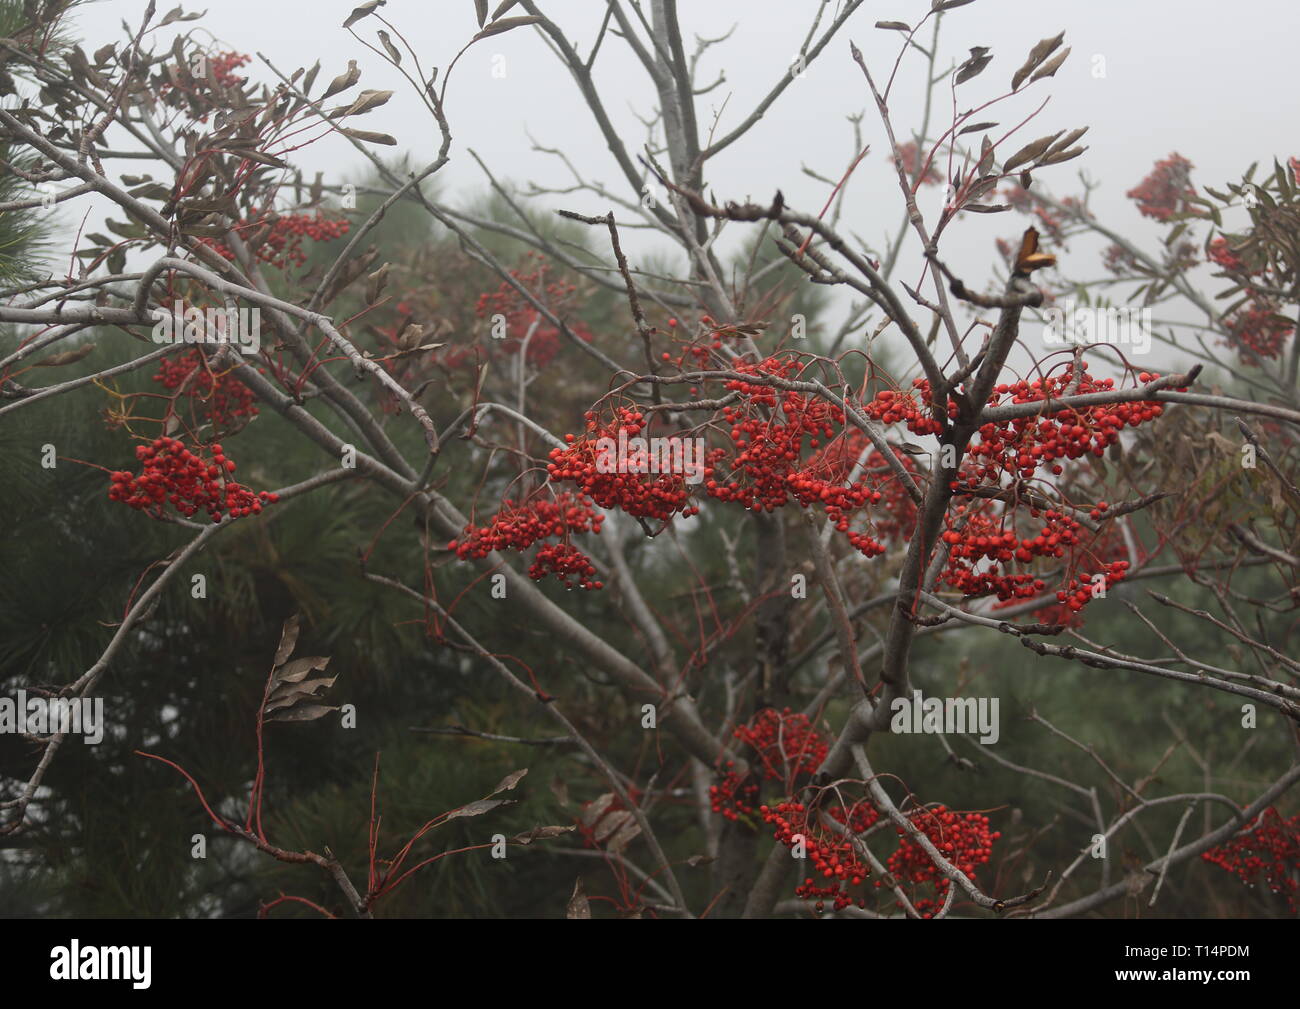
[365,263,390,304]
[1011,31,1064,91]
[331,89,393,119]
[875,20,911,31]
[343,0,386,29]
[321,59,361,101]
[377,30,402,66]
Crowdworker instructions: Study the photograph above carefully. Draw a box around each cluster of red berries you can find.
[962,366,1164,485]
[1226,304,1293,361]
[448,491,604,589]
[1208,235,1247,272]
[1201,807,1299,913]
[709,709,829,822]
[761,800,877,911]
[885,805,1000,917]
[468,255,590,370]
[1126,153,1196,222]
[209,51,251,88]
[529,542,602,591]
[152,349,258,430]
[449,491,602,557]
[548,408,699,522]
[107,438,277,522]
[202,210,350,269]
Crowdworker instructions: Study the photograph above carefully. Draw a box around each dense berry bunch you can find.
[529,542,602,591]
[736,708,829,783]
[107,438,277,522]
[152,349,258,430]
[449,492,604,589]
[955,365,1165,486]
[709,708,828,821]
[201,210,350,269]
[1202,807,1299,913]
[885,805,1000,917]
[548,408,698,522]
[470,255,591,369]
[761,800,876,911]
[1126,153,1195,221]
[450,491,602,557]
[1225,305,1293,361]
[210,51,251,87]
[1208,235,1246,272]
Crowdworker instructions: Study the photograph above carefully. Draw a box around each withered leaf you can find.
[1029,46,1071,84]
[605,815,641,854]
[581,792,616,827]
[343,0,386,29]
[958,120,998,136]
[474,0,488,27]
[340,128,397,146]
[377,30,402,66]
[448,797,511,820]
[1011,31,1064,91]
[1002,131,1063,172]
[512,824,576,844]
[593,809,631,845]
[272,614,300,667]
[954,47,992,85]
[491,768,529,795]
[331,89,393,118]
[875,20,911,31]
[365,263,390,304]
[491,0,522,18]
[1041,144,1087,166]
[321,59,361,101]
[271,655,331,686]
[471,15,542,41]
[33,344,96,367]
[566,877,591,919]
[265,703,338,723]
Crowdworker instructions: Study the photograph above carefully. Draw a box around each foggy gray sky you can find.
[61,0,1300,373]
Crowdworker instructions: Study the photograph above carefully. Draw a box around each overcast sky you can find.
[60,0,1300,373]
